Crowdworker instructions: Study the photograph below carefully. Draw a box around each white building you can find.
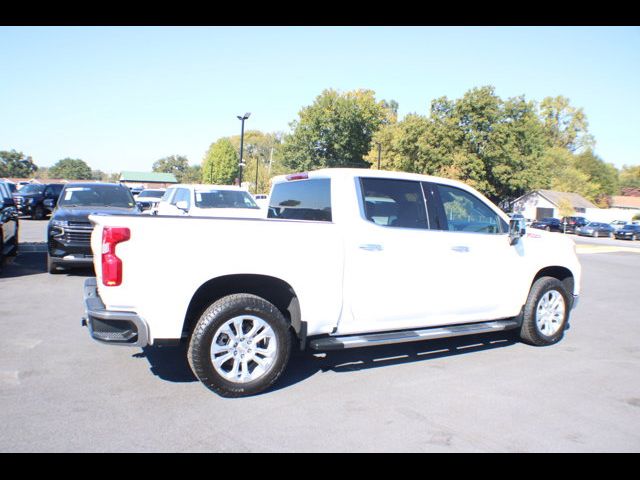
[511,190,597,221]
[512,190,640,223]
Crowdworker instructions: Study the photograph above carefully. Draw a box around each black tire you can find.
[519,276,571,346]
[32,205,45,220]
[188,293,292,398]
[47,254,63,274]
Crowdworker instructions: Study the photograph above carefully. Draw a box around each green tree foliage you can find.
[539,96,594,152]
[227,130,284,193]
[153,155,190,183]
[369,87,550,203]
[281,89,392,171]
[619,165,640,190]
[202,138,238,185]
[0,150,38,177]
[49,158,92,179]
[181,165,202,184]
[573,149,619,205]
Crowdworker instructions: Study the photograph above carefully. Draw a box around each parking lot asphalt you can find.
[1,219,640,452]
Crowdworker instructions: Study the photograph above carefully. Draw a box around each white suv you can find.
[155,184,264,218]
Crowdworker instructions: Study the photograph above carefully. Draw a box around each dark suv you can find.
[0,180,19,268]
[561,216,589,234]
[13,183,64,220]
[47,183,140,273]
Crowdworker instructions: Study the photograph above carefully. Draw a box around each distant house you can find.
[511,190,597,220]
[609,195,640,210]
[119,171,178,189]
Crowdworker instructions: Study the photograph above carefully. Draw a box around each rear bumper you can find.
[82,278,150,347]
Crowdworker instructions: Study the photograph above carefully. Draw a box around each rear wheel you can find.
[519,276,571,346]
[188,293,292,397]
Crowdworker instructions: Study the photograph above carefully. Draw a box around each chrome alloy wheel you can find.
[535,290,566,337]
[210,315,278,383]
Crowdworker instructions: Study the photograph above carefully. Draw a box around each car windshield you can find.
[194,189,259,209]
[58,185,135,208]
[20,184,45,195]
[137,190,165,199]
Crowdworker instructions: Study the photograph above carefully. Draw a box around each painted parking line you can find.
[575,244,640,255]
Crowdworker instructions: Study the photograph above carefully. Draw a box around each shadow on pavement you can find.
[137,330,520,392]
[0,249,95,279]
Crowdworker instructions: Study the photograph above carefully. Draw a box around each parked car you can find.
[134,188,165,214]
[614,223,640,241]
[0,180,19,268]
[129,186,144,199]
[561,216,589,234]
[155,184,264,218]
[82,169,581,397]
[610,220,628,231]
[576,222,615,238]
[530,217,562,232]
[47,183,140,274]
[12,183,64,220]
[253,193,269,209]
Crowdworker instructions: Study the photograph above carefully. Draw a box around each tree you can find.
[281,89,391,171]
[539,96,594,152]
[227,130,284,193]
[153,155,190,183]
[202,138,238,185]
[573,149,619,205]
[181,165,202,184]
[49,158,92,180]
[366,86,550,204]
[0,150,38,177]
[620,165,640,190]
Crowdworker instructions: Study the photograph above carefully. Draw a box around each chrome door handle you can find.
[451,246,470,253]
[359,244,383,252]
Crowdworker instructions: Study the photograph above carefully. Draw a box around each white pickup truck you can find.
[83,169,581,397]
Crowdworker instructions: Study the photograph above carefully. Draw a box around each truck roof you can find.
[272,168,483,191]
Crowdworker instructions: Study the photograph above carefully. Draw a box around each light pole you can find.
[377,143,382,170]
[237,112,251,186]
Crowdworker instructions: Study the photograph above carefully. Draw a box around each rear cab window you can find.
[268,178,332,221]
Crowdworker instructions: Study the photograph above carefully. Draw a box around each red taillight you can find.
[286,172,309,181]
[101,227,130,287]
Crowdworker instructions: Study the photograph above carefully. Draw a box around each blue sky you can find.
[1,26,639,173]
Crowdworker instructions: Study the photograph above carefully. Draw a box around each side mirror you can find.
[43,198,55,209]
[509,218,526,245]
[175,200,189,212]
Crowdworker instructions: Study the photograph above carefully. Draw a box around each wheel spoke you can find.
[210,314,278,384]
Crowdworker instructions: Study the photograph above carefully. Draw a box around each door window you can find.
[360,178,428,229]
[435,184,505,234]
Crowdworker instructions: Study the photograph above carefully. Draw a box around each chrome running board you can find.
[309,319,520,351]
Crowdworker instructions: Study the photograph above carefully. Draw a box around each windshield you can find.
[20,184,45,195]
[137,190,165,199]
[194,189,259,209]
[58,185,135,208]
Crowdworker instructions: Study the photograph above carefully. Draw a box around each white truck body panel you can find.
[89,169,581,344]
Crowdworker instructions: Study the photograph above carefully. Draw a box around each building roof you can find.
[119,171,178,183]
[610,195,640,209]
[534,189,597,209]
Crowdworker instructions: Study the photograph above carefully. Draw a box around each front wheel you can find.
[188,294,292,398]
[47,254,63,274]
[519,276,571,346]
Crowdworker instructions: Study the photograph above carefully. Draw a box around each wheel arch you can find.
[183,274,303,343]
[532,266,575,298]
